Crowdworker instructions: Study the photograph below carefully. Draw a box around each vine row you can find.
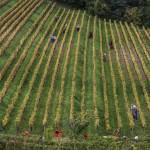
[101,19,111,132]
[92,16,99,129]
[80,16,90,122]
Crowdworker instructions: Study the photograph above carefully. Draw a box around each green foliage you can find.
[94,0,110,18]
[43,127,54,140]
[124,7,143,26]
[71,110,94,139]
[142,0,150,27]
[56,0,150,27]
[1,134,150,149]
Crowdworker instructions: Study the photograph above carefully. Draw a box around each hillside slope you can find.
[0,0,150,137]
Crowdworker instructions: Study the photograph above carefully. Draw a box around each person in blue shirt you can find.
[131,104,138,120]
[51,36,54,42]
[63,24,67,33]
[55,16,59,22]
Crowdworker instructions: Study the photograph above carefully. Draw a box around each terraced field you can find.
[0,0,150,137]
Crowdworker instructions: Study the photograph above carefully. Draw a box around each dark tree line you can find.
[55,0,150,27]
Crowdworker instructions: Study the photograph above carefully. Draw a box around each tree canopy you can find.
[56,0,150,27]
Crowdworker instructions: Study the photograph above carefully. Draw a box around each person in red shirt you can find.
[111,45,113,49]
[89,32,93,38]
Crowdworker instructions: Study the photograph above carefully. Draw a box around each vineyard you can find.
[0,0,150,137]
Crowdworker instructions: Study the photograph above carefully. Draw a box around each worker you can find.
[51,36,54,42]
[109,41,112,47]
[111,45,113,49]
[55,16,59,22]
[103,53,106,62]
[134,106,138,120]
[109,41,113,49]
[89,32,93,38]
[77,24,80,31]
[63,24,67,33]
[131,104,138,120]
[51,36,56,43]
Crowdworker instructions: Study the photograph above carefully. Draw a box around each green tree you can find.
[142,0,150,27]
[94,0,110,18]
[124,7,143,26]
